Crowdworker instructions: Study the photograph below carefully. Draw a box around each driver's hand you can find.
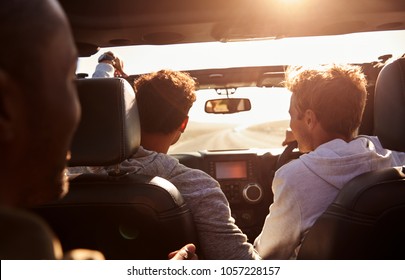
[282,129,296,146]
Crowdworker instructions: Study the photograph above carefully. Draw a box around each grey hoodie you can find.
[69,147,260,260]
[89,146,261,260]
[254,136,405,259]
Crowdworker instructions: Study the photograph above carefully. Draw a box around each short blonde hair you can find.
[285,64,368,138]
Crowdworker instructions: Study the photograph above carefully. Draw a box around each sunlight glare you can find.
[278,0,302,4]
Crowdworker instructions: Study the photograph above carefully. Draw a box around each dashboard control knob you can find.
[242,183,263,204]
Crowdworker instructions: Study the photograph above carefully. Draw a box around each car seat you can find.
[297,57,405,259]
[33,78,198,259]
[374,57,405,152]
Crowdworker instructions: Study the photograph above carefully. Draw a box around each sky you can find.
[77,30,405,76]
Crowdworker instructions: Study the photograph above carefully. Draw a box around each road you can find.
[170,122,287,153]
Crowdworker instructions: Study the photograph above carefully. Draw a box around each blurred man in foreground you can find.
[0,0,194,260]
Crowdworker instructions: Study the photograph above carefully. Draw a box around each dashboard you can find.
[173,149,280,242]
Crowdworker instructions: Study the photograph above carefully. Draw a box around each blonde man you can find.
[254,64,405,259]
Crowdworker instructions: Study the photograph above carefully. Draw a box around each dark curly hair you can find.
[134,69,196,134]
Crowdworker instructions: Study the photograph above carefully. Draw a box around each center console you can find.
[201,150,274,241]
[174,149,276,242]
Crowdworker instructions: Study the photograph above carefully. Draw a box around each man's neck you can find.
[140,131,175,154]
[313,130,353,151]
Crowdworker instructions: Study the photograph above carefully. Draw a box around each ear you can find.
[0,69,21,142]
[179,116,189,133]
[303,109,318,130]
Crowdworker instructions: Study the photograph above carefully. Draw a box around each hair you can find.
[134,69,196,134]
[284,64,368,138]
[98,51,115,62]
[0,0,64,92]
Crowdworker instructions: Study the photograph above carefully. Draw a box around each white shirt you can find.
[92,63,115,78]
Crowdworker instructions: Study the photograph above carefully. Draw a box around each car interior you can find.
[31,0,405,259]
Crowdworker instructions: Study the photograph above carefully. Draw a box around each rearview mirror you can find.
[205,98,251,114]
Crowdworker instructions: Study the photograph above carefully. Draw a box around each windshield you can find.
[76,30,405,153]
[169,87,292,153]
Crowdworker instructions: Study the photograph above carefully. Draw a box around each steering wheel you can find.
[275,140,298,170]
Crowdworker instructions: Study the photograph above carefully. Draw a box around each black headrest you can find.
[374,57,405,152]
[69,78,140,166]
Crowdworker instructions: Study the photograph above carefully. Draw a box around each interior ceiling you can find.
[60,0,405,57]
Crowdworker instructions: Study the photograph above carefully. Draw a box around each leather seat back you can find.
[33,78,198,259]
[374,57,405,151]
[297,167,405,259]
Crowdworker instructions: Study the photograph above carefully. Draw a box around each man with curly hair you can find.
[86,69,260,259]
